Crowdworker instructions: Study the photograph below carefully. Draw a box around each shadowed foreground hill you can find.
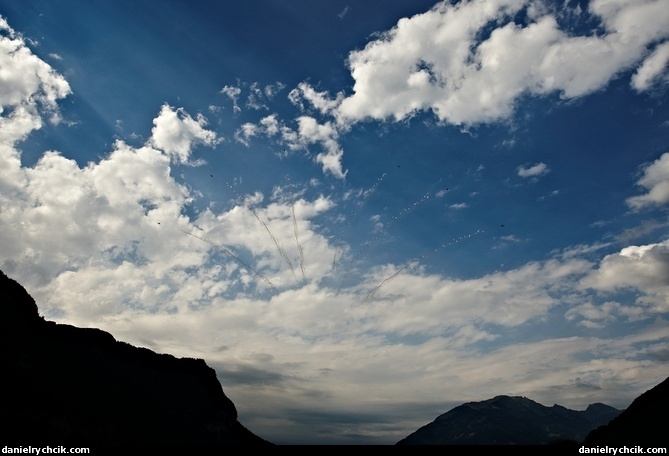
[397,395,620,445]
[585,375,669,446]
[0,270,271,446]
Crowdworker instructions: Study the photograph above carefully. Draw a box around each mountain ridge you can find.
[397,394,621,445]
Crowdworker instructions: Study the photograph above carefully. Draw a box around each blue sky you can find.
[1,0,668,445]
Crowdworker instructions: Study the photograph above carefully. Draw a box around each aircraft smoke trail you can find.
[292,204,306,280]
[224,181,296,279]
[364,229,484,300]
[251,209,296,279]
[177,227,278,292]
[364,261,419,302]
[332,172,387,272]
[338,189,432,291]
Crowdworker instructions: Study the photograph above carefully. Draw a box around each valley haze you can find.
[1,0,668,444]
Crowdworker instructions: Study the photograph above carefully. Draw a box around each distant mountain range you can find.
[0,269,271,446]
[398,377,669,446]
[397,395,621,445]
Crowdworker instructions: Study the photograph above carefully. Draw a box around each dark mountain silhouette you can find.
[585,375,669,446]
[0,269,271,446]
[397,395,621,445]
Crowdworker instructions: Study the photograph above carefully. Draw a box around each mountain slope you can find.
[585,375,669,446]
[0,269,271,446]
[397,395,620,445]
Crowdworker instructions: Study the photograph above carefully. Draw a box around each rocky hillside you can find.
[0,269,271,446]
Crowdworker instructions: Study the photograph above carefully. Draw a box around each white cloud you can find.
[235,113,347,179]
[288,82,343,115]
[2,107,342,322]
[246,82,268,110]
[626,152,669,210]
[632,41,669,91]
[565,301,648,328]
[363,257,593,333]
[259,114,281,136]
[330,0,669,126]
[263,82,286,99]
[579,240,669,317]
[221,85,241,113]
[581,241,669,291]
[296,116,347,179]
[0,17,71,142]
[517,162,550,178]
[234,122,259,146]
[1,147,195,292]
[149,104,219,163]
[223,82,286,112]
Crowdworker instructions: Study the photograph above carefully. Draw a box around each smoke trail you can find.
[251,209,296,279]
[337,240,370,291]
[332,172,387,272]
[364,261,419,302]
[364,229,484,300]
[292,204,306,280]
[225,181,296,279]
[177,227,278,292]
[338,189,431,290]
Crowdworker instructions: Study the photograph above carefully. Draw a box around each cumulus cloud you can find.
[0,17,71,146]
[581,241,669,291]
[149,104,219,164]
[627,152,669,210]
[329,0,669,126]
[2,102,341,322]
[579,240,669,318]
